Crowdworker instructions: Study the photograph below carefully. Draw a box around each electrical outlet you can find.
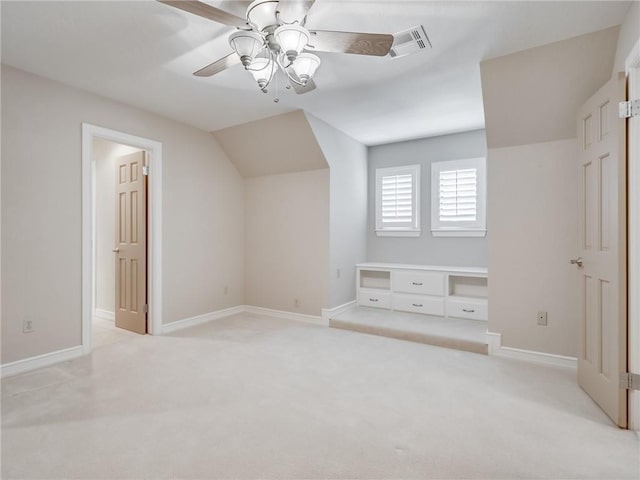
[23,318,35,334]
[537,311,548,326]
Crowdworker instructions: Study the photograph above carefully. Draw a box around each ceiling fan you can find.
[158,0,395,96]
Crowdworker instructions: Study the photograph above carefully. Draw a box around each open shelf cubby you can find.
[359,270,391,290]
[448,275,488,299]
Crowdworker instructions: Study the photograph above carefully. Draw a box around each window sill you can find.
[431,230,486,238]
[376,230,421,237]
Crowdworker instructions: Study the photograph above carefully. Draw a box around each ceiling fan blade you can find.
[285,66,316,94]
[158,1,248,28]
[307,30,394,56]
[277,0,316,24]
[194,53,241,77]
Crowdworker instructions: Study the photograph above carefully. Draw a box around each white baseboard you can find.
[244,305,326,326]
[163,304,327,335]
[2,305,327,377]
[487,331,577,368]
[321,300,357,324]
[1,345,85,378]
[162,305,245,334]
[94,309,114,321]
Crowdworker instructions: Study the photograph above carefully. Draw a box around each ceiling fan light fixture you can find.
[249,57,276,90]
[291,52,320,84]
[247,0,279,31]
[274,24,310,62]
[228,30,265,67]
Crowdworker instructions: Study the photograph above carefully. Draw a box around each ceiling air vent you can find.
[389,25,432,59]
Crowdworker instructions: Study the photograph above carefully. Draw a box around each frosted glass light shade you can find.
[292,53,320,83]
[249,58,275,89]
[247,0,279,31]
[274,24,310,61]
[229,30,264,66]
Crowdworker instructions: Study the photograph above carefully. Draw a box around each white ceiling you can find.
[1,1,631,145]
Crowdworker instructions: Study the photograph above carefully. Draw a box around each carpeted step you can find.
[330,307,488,355]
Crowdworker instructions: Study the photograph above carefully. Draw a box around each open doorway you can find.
[82,124,163,354]
[93,139,147,347]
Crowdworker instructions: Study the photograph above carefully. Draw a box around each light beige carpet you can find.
[2,313,638,479]
[330,307,489,354]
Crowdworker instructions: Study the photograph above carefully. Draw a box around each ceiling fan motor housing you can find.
[247,0,280,32]
[263,27,281,54]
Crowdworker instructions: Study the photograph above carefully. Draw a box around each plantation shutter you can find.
[375,164,420,236]
[381,173,414,225]
[438,168,477,222]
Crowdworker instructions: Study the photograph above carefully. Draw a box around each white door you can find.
[576,73,627,427]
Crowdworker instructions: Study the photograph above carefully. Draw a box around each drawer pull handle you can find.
[369,298,379,302]
[412,282,423,286]
[412,303,423,307]
[463,308,475,313]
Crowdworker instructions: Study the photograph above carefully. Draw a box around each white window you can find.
[431,157,486,237]
[375,165,420,237]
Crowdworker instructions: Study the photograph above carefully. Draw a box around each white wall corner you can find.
[321,300,357,324]
[244,305,327,326]
[161,305,245,334]
[1,346,85,378]
[486,331,577,368]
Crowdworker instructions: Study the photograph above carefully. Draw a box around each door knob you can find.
[112,248,120,253]
[570,257,583,268]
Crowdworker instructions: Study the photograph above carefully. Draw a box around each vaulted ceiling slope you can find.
[0,1,632,145]
[213,110,328,177]
[481,26,620,149]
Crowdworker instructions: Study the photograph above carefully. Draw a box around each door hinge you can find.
[619,100,640,119]
[143,304,149,314]
[142,165,149,176]
[620,372,640,390]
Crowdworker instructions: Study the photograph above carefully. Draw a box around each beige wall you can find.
[480,27,623,357]
[244,169,329,316]
[487,139,579,356]
[213,110,328,178]
[93,139,142,315]
[353,15,628,358]
[481,26,619,149]
[305,114,367,308]
[1,65,245,364]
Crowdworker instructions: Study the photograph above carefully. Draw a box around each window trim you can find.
[431,157,486,238]
[375,164,421,237]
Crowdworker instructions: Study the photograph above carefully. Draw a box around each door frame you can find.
[81,123,163,353]
[626,40,640,430]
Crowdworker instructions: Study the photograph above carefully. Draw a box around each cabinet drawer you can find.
[394,271,445,296]
[393,294,445,316]
[446,298,488,321]
[359,289,391,309]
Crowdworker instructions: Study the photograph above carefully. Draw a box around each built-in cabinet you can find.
[357,263,488,321]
